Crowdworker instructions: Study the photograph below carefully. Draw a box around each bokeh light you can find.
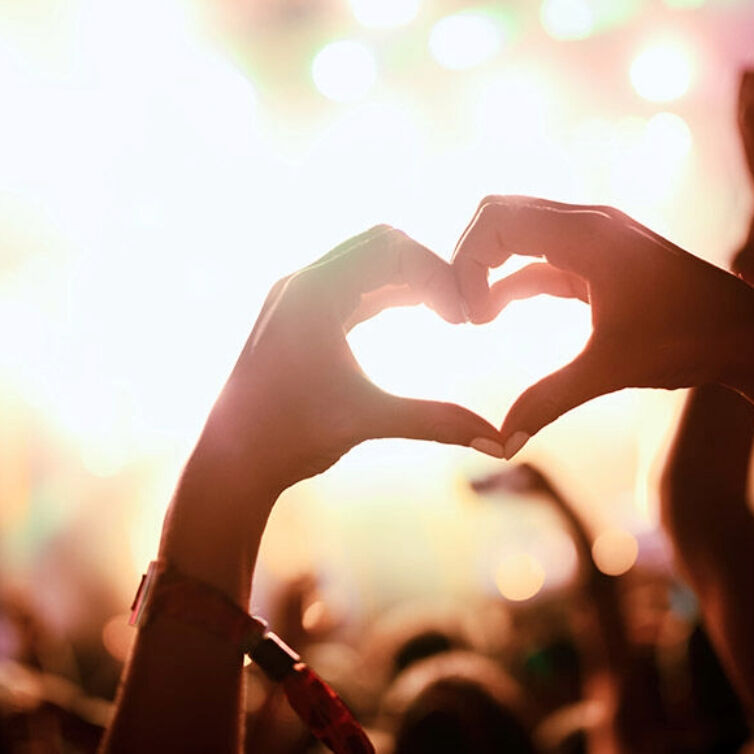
[312,40,377,102]
[607,111,693,214]
[429,12,502,71]
[643,111,693,158]
[495,553,546,601]
[0,0,752,685]
[540,0,595,41]
[630,40,694,102]
[102,613,135,662]
[592,528,639,576]
[350,0,421,29]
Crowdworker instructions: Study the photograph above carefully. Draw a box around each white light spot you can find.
[312,40,377,103]
[643,111,692,160]
[630,40,693,102]
[429,13,502,71]
[540,0,595,41]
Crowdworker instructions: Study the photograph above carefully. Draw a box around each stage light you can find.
[540,0,595,40]
[630,40,693,102]
[350,0,420,29]
[429,12,502,71]
[312,40,377,103]
[495,553,546,601]
[592,529,638,576]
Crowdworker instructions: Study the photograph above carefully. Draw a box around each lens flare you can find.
[592,529,639,576]
[312,40,377,103]
[630,40,694,102]
[429,13,502,71]
[495,553,546,601]
[540,0,595,40]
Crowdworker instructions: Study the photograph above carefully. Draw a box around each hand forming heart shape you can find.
[452,195,754,457]
[206,198,754,494]
[213,225,502,493]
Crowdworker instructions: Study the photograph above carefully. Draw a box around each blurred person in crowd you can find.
[380,650,537,754]
[474,460,751,752]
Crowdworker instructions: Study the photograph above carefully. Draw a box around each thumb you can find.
[500,349,610,459]
[368,392,506,458]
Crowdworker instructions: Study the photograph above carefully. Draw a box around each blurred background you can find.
[0,0,753,745]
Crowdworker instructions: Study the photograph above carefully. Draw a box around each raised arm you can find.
[660,81,754,711]
[659,385,754,716]
[100,227,504,753]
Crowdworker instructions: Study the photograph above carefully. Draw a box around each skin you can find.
[103,178,754,749]
[659,68,754,721]
[451,195,754,455]
[660,384,754,719]
[733,69,754,284]
[99,226,504,754]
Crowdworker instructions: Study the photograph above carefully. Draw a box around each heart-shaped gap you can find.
[347,283,591,425]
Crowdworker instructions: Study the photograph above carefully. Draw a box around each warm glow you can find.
[592,529,639,576]
[429,13,502,71]
[495,553,546,601]
[540,0,595,40]
[302,599,328,631]
[0,0,745,628]
[311,40,377,102]
[349,0,421,29]
[630,40,694,102]
[102,613,135,662]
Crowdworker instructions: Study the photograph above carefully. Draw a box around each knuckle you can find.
[597,204,628,224]
[479,194,502,210]
[477,201,504,228]
[368,223,395,236]
[586,210,616,239]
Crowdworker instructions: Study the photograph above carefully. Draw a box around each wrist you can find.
[717,281,754,402]
[158,430,280,607]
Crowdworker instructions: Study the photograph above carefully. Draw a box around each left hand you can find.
[203,225,505,495]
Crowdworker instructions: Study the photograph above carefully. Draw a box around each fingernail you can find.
[503,431,530,460]
[459,299,471,323]
[470,437,505,459]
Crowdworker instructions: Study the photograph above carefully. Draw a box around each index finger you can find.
[452,196,616,321]
[303,226,467,325]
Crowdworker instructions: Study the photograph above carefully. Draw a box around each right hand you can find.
[452,196,754,457]
[732,69,754,285]
[738,69,754,182]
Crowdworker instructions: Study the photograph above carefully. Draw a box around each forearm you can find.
[101,413,279,753]
[660,385,754,716]
[661,385,753,506]
[718,296,754,403]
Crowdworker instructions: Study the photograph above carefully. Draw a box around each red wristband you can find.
[129,561,374,754]
[129,560,266,654]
